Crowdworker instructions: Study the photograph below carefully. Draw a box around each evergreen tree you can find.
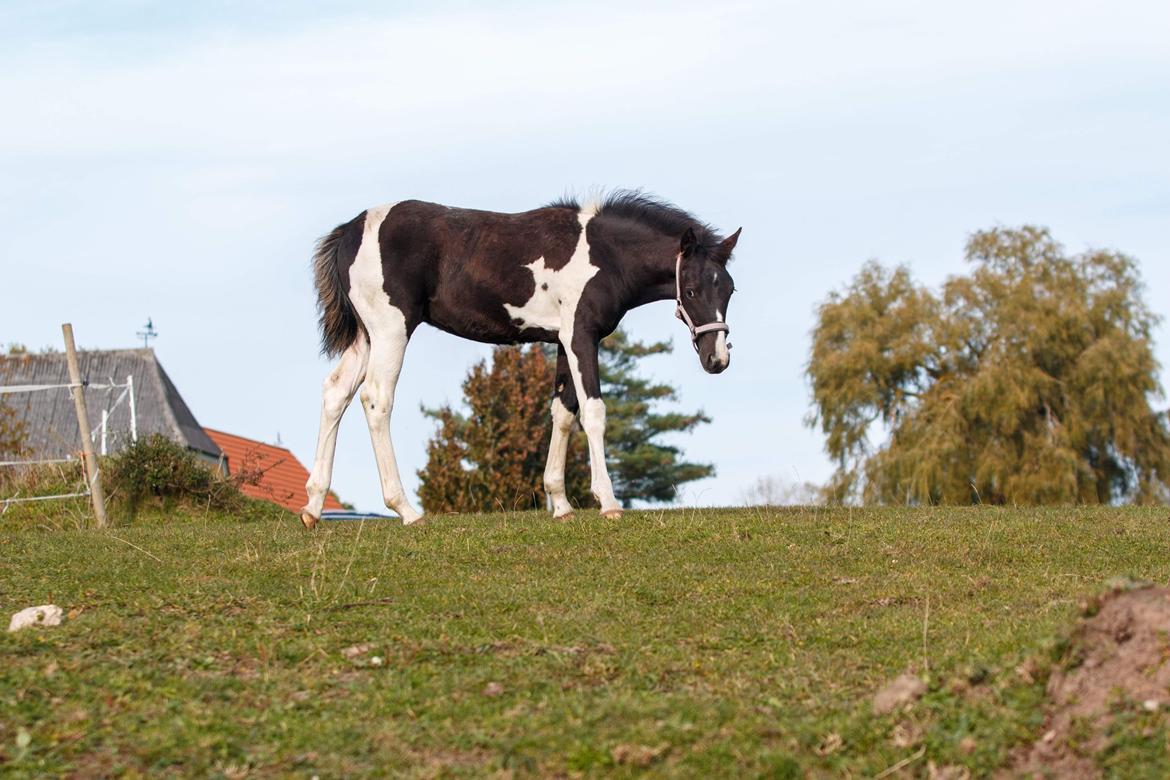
[807,226,1170,505]
[598,330,713,505]
[417,345,556,513]
[417,330,713,513]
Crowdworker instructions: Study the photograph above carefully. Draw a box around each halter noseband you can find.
[674,252,731,354]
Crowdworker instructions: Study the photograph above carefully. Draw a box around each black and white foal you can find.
[302,191,741,528]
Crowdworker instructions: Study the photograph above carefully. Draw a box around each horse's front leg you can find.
[543,344,579,519]
[559,332,622,519]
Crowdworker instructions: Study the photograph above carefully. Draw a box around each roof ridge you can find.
[202,427,294,454]
[143,351,186,443]
[0,347,156,359]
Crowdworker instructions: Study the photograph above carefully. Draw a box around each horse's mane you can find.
[546,189,723,249]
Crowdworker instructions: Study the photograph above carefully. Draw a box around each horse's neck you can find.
[606,225,679,309]
[626,265,678,309]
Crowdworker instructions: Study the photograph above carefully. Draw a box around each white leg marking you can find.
[543,208,621,515]
[580,398,621,514]
[304,338,370,521]
[360,323,419,524]
[543,398,577,517]
[349,204,423,525]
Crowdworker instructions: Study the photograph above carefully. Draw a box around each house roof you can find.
[0,348,221,460]
[203,428,344,514]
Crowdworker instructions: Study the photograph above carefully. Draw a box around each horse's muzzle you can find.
[703,352,730,374]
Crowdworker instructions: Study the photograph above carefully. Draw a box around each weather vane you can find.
[136,318,158,348]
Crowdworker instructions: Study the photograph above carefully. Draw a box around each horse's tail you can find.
[312,212,366,358]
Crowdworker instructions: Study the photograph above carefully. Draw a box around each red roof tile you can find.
[203,428,343,513]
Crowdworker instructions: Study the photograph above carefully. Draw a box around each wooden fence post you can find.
[62,323,108,528]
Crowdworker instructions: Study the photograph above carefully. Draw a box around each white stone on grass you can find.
[8,605,64,633]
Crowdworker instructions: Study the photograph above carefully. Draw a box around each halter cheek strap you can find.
[674,253,731,354]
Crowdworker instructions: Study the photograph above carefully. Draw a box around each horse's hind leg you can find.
[360,309,423,525]
[302,338,370,529]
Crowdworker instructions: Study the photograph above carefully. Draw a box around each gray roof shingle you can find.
[0,348,221,460]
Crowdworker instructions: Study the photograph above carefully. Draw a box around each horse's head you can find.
[675,226,741,374]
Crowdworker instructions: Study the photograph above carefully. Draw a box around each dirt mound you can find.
[1013,584,1170,778]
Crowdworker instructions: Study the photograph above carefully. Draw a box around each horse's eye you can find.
[686,289,696,298]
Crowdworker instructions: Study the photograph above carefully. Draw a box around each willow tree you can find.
[417,330,713,513]
[808,226,1170,505]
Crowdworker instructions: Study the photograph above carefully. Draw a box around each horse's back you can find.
[366,200,582,343]
[379,200,579,265]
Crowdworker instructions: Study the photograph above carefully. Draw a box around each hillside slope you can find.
[3,506,1169,777]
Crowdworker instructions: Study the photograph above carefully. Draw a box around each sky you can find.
[2,1,1168,513]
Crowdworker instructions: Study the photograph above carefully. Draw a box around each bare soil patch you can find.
[1013,584,1170,778]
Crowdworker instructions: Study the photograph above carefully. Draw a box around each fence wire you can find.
[1,378,129,511]
[0,381,127,395]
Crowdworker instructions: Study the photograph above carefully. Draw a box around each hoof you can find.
[300,510,319,530]
[402,516,426,527]
[601,509,623,520]
[553,512,575,522]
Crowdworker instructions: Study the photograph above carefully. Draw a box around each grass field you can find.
[3,503,1170,778]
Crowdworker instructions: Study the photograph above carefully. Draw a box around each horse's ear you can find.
[713,227,742,265]
[680,227,698,258]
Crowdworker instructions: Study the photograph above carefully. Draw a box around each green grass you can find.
[2,504,1169,777]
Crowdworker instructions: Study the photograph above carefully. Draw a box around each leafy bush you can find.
[0,397,26,460]
[106,435,243,513]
